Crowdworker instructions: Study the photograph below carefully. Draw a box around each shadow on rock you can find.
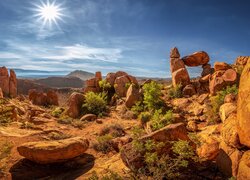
[9,153,95,180]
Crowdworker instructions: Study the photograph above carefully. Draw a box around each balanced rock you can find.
[17,137,89,164]
[237,60,250,148]
[125,84,141,108]
[66,92,85,118]
[214,62,231,71]
[9,69,17,98]
[182,51,210,67]
[170,47,190,88]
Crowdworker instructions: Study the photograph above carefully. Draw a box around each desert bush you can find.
[47,132,71,140]
[83,92,107,116]
[167,83,183,99]
[131,101,144,116]
[99,124,125,138]
[57,115,73,125]
[0,141,13,161]
[51,107,64,118]
[139,111,151,125]
[93,134,114,154]
[0,105,14,126]
[142,81,163,111]
[71,119,86,129]
[206,84,238,124]
[99,80,111,91]
[150,109,173,131]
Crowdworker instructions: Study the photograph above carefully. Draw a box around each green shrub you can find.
[51,107,64,118]
[99,124,124,138]
[93,134,114,154]
[57,115,73,125]
[142,81,163,111]
[150,109,173,131]
[167,83,182,99]
[139,111,151,125]
[0,105,14,126]
[83,92,107,116]
[0,141,13,160]
[131,101,144,115]
[99,80,111,91]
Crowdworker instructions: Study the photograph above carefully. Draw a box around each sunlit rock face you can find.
[0,67,17,98]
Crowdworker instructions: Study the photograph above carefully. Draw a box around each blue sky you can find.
[0,0,249,77]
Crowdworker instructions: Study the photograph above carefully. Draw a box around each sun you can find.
[34,0,64,27]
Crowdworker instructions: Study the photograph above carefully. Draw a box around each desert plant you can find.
[150,109,173,131]
[139,111,151,125]
[99,124,125,138]
[71,119,86,129]
[167,83,183,99]
[99,80,111,91]
[131,101,144,115]
[93,134,114,154]
[51,107,64,117]
[142,81,163,111]
[82,92,107,116]
[57,115,73,125]
[47,132,71,140]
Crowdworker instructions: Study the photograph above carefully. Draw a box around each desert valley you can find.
[0,48,249,179]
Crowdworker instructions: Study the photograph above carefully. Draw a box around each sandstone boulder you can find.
[125,84,141,108]
[237,151,250,180]
[172,68,190,87]
[114,75,130,97]
[66,92,85,118]
[197,136,219,160]
[216,141,243,178]
[106,73,116,86]
[224,93,237,103]
[201,64,213,77]
[219,103,237,123]
[221,114,240,148]
[209,76,225,95]
[9,69,17,98]
[46,90,59,106]
[0,66,10,97]
[182,51,209,67]
[182,84,196,97]
[222,69,237,85]
[28,90,47,106]
[0,88,3,98]
[214,62,231,71]
[237,60,250,148]
[17,137,89,164]
[80,114,97,121]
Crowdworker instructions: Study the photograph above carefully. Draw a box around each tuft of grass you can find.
[150,109,173,131]
[88,170,123,180]
[47,132,71,140]
[20,121,35,129]
[93,134,114,154]
[51,107,64,118]
[99,124,125,138]
[0,141,13,160]
[57,115,73,125]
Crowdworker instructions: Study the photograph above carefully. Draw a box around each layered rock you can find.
[237,59,250,148]
[66,92,85,118]
[182,51,210,67]
[170,47,190,88]
[17,137,89,164]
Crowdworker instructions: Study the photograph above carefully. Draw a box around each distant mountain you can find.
[14,69,68,79]
[66,70,94,80]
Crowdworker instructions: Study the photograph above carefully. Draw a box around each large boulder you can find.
[106,73,116,86]
[222,69,238,85]
[17,137,89,164]
[197,136,219,161]
[66,92,85,118]
[216,141,243,178]
[125,84,141,108]
[219,103,237,123]
[221,114,240,148]
[182,84,196,97]
[201,64,213,77]
[237,60,250,148]
[182,51,209,67]
[46,90,59,106]
[209,76,226,95]
[9,69,17,98]
[237,151,250,180]
[172,68,190,87]
[235,56,249,66]
[121,123,190,170]
[214,62,231,71]
[114,75,131,97]
[28,90,47,106]
[0,67,10,97]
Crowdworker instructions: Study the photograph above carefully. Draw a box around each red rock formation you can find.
[235,56,249,66]
[182,51,210,67]
[0,88,3,98]
[9,69,17,98]
[0,67,10,97]
[214,62,231,71]
[66,92,85,118]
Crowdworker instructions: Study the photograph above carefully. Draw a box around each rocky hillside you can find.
[0,53,250,179]
[66,70,95,80]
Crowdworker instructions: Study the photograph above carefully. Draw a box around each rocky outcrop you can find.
[17,137,89,164]
[182,84,196,97]
[237,151,250,180]
[214,62,231,71]
[84,71,102,93]
[114,75,131,97]
[170,48,190,88]
[66,92,85,118]
[209,75,225,95]
[222,69,238,85]
[0,88,3,98]
[235,56,250,66]
[201,64,213,77]
[28,90,59,106]
[219,103,237,123]
[182,51,210,67]
[237,59,250,148]
[0,67,17,98]
[125,84,141,108]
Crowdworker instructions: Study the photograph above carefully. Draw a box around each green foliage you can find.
[139,111,151,124]
[93,134,114,154]
[47,132,71,140]
[99,80,111,91]
[142,81,163,111]
[207,84,238,124]
[131,126,146,152]
[83,92,107,116]
[51,107,64,118]
[150,109,173,131]
[131,101,144,116]
[167,83,183,99]
[99,124,124,138]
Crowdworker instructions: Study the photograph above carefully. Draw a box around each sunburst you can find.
[33,0,65,27]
